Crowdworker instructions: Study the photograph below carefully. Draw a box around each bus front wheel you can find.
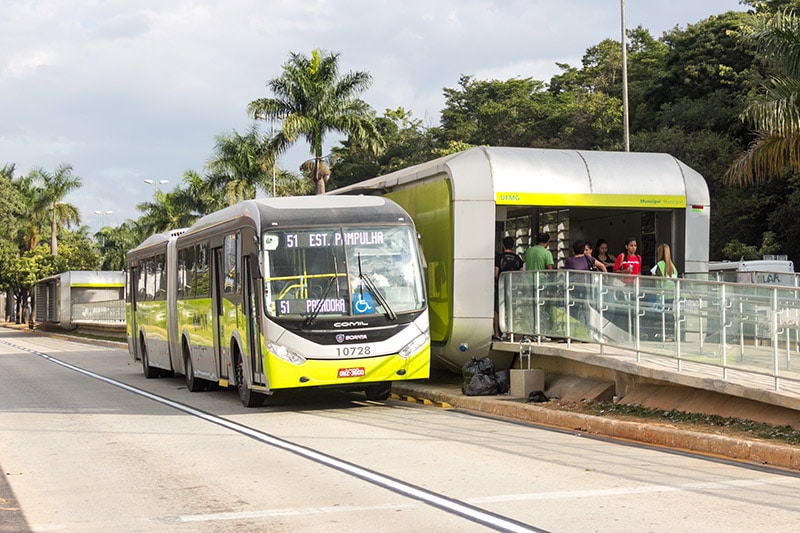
[365,382,392,401]
[235,353,265,408]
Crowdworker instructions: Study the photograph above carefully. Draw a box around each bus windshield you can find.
[262,225,425,320]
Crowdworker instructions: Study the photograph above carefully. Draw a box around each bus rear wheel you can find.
[183,346,205,392]
[235,352,265,408]
[365,382,392,401]
[140,338,160,379]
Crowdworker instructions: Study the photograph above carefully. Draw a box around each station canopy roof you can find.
[334,146,710,209]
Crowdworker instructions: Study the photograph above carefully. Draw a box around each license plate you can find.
[338,367,365,378]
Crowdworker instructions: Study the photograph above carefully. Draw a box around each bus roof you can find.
[181,195,413,238]
[709,260,795,273]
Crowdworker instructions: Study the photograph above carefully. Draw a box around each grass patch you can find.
[580,402,800,445]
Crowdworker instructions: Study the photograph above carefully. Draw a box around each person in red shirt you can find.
[613,237,641,281]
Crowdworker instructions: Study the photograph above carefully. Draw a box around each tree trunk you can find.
[50,207,58,255]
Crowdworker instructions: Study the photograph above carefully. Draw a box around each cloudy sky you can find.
[1,0,746,232]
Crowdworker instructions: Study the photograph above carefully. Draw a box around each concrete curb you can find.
[392,382,800,471]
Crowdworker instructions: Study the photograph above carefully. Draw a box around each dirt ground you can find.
[544,397,800,446]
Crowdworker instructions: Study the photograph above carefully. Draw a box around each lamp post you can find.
[144,179,169,195]
[93,210,113,228]
[93,210,113,247]
[621,0,630,152]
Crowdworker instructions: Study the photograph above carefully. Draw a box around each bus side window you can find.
[223,233,240,294]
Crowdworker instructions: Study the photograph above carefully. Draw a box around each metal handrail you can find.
[500,270,800,392]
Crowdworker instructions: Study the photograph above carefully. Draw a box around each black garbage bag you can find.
[462,356,499,396]
[462,356,495,381]
[462,373,500,396]
[494,369,510,394]
[527,390,549,403]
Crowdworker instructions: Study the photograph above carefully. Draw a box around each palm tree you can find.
[0,164,24,240]
[34,163,82,255]
[725,10,800,185]
[247,48,385,194]
[96,220,147,270]
[137,189,198,235]
[205,126,272,204]
[178,170,226,216]
[13,172,48,252]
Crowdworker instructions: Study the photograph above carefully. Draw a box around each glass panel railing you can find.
[499,270,800,389]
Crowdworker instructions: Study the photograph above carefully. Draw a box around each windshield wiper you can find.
[357,253,397,321]
[303,254,339,327]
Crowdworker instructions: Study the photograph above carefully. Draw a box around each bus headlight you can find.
[399,330,429,359]
[266,341,306,365]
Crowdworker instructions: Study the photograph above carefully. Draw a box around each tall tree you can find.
[247,49,384,194]
[95,220,146,271]
[724,9,800,185]
[330,108,438,189]
[0,164,23,241]
[439,76,554,148]
[12,172,47,251]
[205,126,272,204]
[33,163,82,256]
[136,189,197,235]
[177,170,226,216]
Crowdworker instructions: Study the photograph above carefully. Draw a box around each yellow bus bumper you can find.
[263,346,431,390]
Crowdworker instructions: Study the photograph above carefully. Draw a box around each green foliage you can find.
[248,48,384,194]
[32,163,82,255]
[14,245,65,291]
[58,229,101,270]
[330,107,439,189]
[205,125,273,204]
[440,75,554,147]
[0,165,24,239]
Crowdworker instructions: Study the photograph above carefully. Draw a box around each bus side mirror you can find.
[249,251,263,280]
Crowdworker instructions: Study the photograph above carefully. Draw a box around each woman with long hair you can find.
[613,237,641,279]
[654,243,678,278]
[593,239,615,271]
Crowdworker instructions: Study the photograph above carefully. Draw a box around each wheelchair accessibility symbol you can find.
[353,291,375,315]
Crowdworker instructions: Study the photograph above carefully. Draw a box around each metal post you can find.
[620,0,630,152]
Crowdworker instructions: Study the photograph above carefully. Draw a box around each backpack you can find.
[499,252,523,273]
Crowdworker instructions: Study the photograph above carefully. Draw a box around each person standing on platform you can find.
[611,237,642,334]
[652,243,678,279]
[613,237,642,279]
[494,236,524,340]
[593,239,615,271]
[524,232,554,271]
[583,242,608,272]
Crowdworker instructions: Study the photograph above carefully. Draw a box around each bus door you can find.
[212,247,228,381]
[127,264,139,360]
[243,254,264,387]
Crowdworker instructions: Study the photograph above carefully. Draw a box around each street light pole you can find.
[621,0,630,152]
[271,119,276,198]
[143,179,169,195]
[93,210,113,228]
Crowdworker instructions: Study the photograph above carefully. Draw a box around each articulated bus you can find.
[126,196,430,407]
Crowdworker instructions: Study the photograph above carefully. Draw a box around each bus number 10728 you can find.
[336,346,371,357]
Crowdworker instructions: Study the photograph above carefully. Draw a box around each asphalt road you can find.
[2,328,800,532]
